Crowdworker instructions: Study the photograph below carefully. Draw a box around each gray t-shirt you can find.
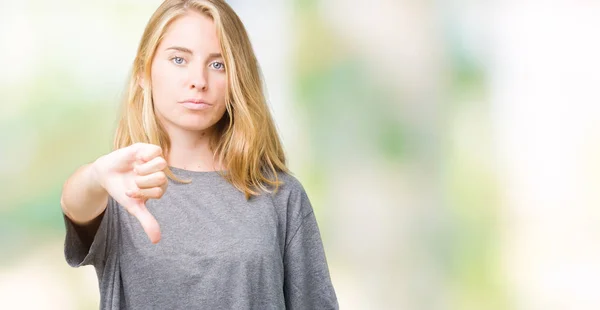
[63,167,338,309]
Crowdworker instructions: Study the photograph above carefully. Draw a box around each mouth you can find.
[180,99,212,111]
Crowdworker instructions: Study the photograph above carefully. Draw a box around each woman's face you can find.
[149,10,228,134]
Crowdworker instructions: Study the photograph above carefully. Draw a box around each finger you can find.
[112,143,143,169]
[134,156,167,176]
[136,144,163,162]
[134,171,167,189]
[126,187,165,200]
[124,143,148,162]
[128,202,161,244]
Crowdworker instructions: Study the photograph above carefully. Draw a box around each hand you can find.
[92,143,168,244]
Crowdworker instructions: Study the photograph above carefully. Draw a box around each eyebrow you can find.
[165,46,222,58]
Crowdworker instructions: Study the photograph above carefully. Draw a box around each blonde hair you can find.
[114,0,288,198]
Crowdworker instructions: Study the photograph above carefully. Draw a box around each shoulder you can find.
[265,170,308,199]
[264,170,314,217]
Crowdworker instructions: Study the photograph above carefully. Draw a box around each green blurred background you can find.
[2,0,600,309]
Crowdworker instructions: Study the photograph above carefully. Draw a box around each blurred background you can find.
[1,0,600,309]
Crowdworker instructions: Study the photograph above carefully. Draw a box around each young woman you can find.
[60,0,338,308]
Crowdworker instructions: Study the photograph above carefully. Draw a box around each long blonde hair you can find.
[114,0,288,198]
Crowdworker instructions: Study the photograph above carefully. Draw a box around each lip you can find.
[180,99,212,110]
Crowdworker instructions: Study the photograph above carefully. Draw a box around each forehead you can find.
[158,10,220,53]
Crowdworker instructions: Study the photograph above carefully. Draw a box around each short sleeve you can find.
[283,188,339,309]
[63,197,117,268]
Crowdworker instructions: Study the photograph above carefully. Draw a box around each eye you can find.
[171,57,186,65]
[210,61,225,71]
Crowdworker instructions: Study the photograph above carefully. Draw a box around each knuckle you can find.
[156,173,167,184]
[152,144,162,154]
[134,165,145,175]
[157,157,167,169]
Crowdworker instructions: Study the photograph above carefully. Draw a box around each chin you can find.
[157,111,226,133]
[176,122,215,132]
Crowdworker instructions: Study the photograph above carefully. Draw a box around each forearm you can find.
[60,162,109,224]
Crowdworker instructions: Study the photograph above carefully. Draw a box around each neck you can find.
[165,127,223,172]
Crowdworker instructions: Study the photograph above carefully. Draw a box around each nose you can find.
[188,68,207,91]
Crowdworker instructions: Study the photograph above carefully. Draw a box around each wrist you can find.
[89,157,106,191]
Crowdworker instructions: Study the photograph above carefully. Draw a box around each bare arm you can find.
[60,162,109,225]
[60,143,168,243]
[61,143,167,244]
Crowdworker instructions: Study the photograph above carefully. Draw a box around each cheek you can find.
[211,77,228,117]
[151,65,177,103]
[213,75,228,101]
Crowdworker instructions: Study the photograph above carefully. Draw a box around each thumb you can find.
[111,143,146,169]
[128,201,162,244]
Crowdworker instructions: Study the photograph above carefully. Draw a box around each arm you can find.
[60,162,109,243]
[62,143,168,247]
[62,143,169,267]
[284,211,338,309]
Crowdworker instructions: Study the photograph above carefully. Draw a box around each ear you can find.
[137,75,145,90]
